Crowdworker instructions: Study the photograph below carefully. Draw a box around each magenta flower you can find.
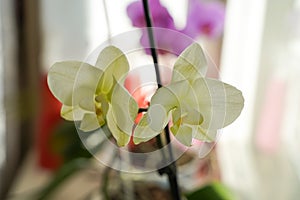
[127,0,225,54]
[127,0,182,55]
[127,0,175,29]
[182,0,225,38]
[140,28,193,55]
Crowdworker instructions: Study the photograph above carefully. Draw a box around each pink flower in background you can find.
[127,0,225,54]
[127,0,176,29]
[139,28,194,55]
[127,0,180,55]
[182,0,225,38]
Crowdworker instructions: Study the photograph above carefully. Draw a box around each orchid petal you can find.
[60,105,85,121]
[107,106,131,146]
[172,43,207,83]
[95,94,109,116]
[110,82,138,136]
[173,125,193,146]
[192,78,244,131]
[47,61,81,106]
[80,113,100,132]
[148,80,199,133]
[78,91,95,112]
[194,126,217,142]
[73,63,103,106]
[181,107,203,125]
[148,85,178,132]
[148,104,168,132]
[133,113,160,144]
[96,46,129,94]
[47,61,103,107]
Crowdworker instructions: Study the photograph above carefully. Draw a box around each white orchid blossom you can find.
[47,46,138,146]
[47,43,244,147]
[133,43,244,146]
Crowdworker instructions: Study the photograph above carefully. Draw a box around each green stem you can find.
[141,1,181,199]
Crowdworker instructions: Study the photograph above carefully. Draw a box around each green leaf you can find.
[185,182,235,200]
[172,43,207,83]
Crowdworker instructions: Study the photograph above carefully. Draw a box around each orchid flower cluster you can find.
[47,43,244,147]
[127,0,225,54]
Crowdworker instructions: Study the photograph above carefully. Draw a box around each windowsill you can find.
[7,150,101,199]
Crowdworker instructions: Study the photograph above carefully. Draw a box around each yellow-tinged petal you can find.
[148,104,168,132]
[47,61,103,106]
[148,86,177,133]
[47,61,81,106]
[107,106,131,146]
[172,43,207,83]
[192,78,244,131]
[180,106,203,125]
[80,113,100,132]
[150,80,199,133]
[110,82,138,135]
[61,105,86,121]
[78,92,95,112]
[73,63,103,106]
[150,80,191,115]
[96,46,129,94]
[133,113,160,144]
[173,125,194,146]
[194,126,217,142]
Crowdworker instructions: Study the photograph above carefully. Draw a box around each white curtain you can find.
[218,0,300,199]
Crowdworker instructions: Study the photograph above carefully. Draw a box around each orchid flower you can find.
[182,0,225,38]
[124,72,150,124]
[127,0,183,55]
[48,44,243,147]
[127,0,175,29]
[133,43,244,146]
[127,0,226,54]
[47,46,138,146]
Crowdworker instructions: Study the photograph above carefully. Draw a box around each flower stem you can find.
[141,0,181,199]
[142,0,161,87]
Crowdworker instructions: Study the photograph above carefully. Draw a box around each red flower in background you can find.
[36,75,63,170]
